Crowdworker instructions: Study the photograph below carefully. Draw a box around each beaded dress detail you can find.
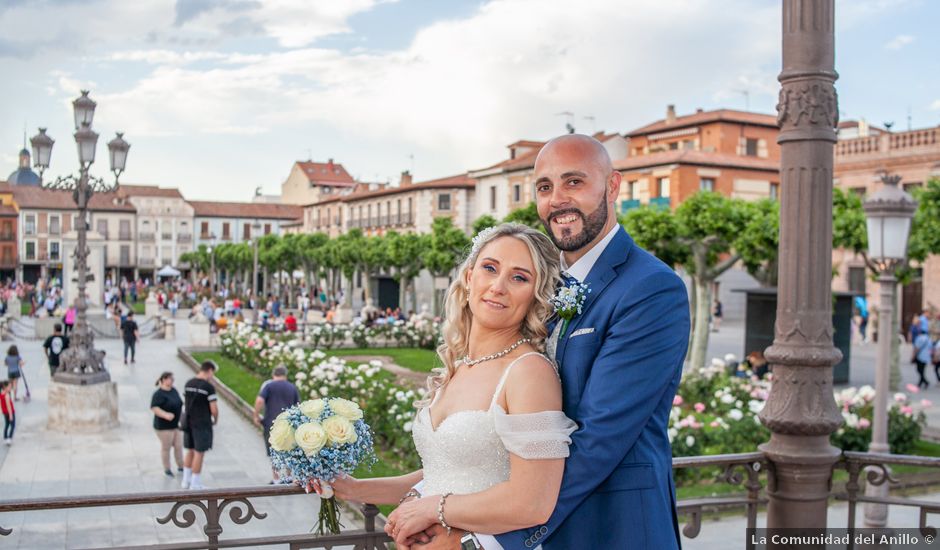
[412,352,578,496]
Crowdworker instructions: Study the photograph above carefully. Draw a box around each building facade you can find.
[119,185,194,277]
[190,201,303,248]
[280,159,357,206]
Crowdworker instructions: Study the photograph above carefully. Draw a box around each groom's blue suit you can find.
[495,226,690,550]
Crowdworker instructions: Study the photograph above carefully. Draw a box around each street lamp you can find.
[251,221,261,298]
[30,90,130,385]
[862,173,917,527]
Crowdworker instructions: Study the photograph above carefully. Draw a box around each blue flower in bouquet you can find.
[268,397,377,534]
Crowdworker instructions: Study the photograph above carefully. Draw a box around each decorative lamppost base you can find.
[47,380,119,433]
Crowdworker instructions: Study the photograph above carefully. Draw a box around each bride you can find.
[329,222,577,548]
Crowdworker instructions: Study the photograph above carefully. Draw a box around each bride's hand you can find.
[386,495,439,546]
[329,474,360,500]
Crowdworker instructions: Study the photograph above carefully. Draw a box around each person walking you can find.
[121,311,140,365]
[0,380,13,445]
[712,299,723,332]
[150,371,184,477]
[4,345,23,400]
[63,304,76,337]
[42,323,70,378]
[913,330,933,388]
[181,361,219,490]
[253,365,300,482]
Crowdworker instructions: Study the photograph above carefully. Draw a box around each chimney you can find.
[327,158,334,169]
[696,108,704,114]
[666,104,677,124]
[400,170,412,186]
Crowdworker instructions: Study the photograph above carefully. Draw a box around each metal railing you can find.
[139,257,156,267]
[178,233,193,243]
[0,484,392,549]
[139,232,155,242]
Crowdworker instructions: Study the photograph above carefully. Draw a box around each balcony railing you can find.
[0,233,14,242]
[98,230,109,239]
[139,232,155,242]
[0,485,392,550]
[161,233,173,241]
[0,449,939,548]
[139,257,156,267]
[119,231,132,240]
[178,233,192,243]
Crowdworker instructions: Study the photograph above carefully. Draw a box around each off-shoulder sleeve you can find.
[493,407,578,459]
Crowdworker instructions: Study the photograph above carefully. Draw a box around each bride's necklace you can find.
[461,338,531,368]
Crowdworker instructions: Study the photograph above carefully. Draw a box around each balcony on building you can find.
[139,257,156,267]
[139,232,155,243]
[0,232,14,242]
[161,232,173,241]
[177,233,192,244]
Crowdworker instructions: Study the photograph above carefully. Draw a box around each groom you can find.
[418,134,690,550]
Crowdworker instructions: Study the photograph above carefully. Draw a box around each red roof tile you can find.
[12,186,136,212]
[626,109,778,138]
[614,150,779,172]
[296,161,357,186]
[117,184,185,199]
[189,201,303,220]
[306,173,476,206]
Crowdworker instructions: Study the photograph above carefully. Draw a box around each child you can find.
[1,379,14,444]
[5,345,23,400]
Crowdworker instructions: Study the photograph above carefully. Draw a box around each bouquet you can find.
[268,397,377,534]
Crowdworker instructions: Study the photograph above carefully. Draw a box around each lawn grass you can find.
[326,348,440,372]
[20,301,31,316]
[132,301,146,315]
[191,351,264,405]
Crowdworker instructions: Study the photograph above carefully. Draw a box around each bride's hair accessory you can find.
[460,337,531,368]
[438,492,454,535]
[469,226,500,258]
[551,278,591,340]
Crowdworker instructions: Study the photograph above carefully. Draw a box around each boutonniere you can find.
[551,281,591,340]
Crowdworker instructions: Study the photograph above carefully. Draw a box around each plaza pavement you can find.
[0,316,347,550]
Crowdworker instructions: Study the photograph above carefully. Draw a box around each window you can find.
[851,187,866,197]
[438,193,452,211]
[627,181,637,200]
[490,187,496,210]
[903,182,922,193]
[96,219,108,238]
[513,184,521,203]
[1,221,11,238]
[25,215,35,236]
[669,141,679,150]
[25,241,35,260]
[683,140,695,150]
[120,245,130,265]
[264,223,271,235]
[50,242,60,261]
[49,216,60,235]
[397,199,402,214]
[848,267,866,295]
[745,138,759,156]
[770,183,779,200]
[700,178,715,192]
[200,221,209,237]
[657,177,670,198]
[244,223,251,240]
[222,222,231,239]
[119,220,131,239]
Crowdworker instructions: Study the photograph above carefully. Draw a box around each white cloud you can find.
[930,99,940,111]
[885,34,915,50]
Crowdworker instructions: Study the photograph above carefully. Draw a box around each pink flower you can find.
[901,405,914,416]
[906,383,920,394]
[694,402,706,413]
[921,399,933,408]
[691,421,703,429]
[858,418,871,429]
[673,395,684,406]
[709,421,720,428]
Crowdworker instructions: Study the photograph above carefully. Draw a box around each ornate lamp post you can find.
[759,0,843,534]
[30,90,130,385]
[862,173,916,527]
[252,221,261,298]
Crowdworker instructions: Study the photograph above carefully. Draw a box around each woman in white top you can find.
[329,223,576,548]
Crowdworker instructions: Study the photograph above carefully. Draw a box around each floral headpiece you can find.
[469,226,500,258]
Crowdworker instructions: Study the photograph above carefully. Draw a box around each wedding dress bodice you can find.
[412,352,578,496]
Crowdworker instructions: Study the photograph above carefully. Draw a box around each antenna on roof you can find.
[735,90,750,111]
[306,148,312,161]
[555,111,575,134]
[907,105,912,131]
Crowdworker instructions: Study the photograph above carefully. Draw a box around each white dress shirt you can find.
[421,224,621,550]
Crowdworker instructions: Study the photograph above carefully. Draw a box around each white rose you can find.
[268,419,297,452]
[728,409,744,421]
[300,399,325,419]
[294,422,328,456]
[322,415,358,445]
[329,398,364,421]
[685,435,695,447]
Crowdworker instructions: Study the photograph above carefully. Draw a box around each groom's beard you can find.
[541,196,608,252]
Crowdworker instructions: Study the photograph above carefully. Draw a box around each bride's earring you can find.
[465,286,471,303]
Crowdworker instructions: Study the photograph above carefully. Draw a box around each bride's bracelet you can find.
[398,489,421,505]
[438,492,454,535]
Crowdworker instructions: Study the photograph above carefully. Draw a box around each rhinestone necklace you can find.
[461,337,531,368]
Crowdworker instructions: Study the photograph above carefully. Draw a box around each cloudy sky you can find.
[0,0,937,201]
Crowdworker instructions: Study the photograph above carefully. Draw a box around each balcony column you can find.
[758,0,843,535]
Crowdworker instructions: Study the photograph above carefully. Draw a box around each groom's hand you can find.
[411,524,466,550]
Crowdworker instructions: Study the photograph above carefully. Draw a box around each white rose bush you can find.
[269,397,377,535]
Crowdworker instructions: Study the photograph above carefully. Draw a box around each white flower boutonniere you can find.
[551,281,591,340]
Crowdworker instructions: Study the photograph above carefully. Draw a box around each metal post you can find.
[864,271,895,526]
[210,250,216,294]
[758,0,843,534]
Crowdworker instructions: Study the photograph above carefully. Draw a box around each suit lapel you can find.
[556,227,633,363]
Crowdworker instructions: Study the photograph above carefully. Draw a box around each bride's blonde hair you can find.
[418,223,560,407]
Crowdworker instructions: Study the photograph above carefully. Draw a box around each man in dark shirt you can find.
[181,361,219,490]
[120,311,140,365]
[253,365,300,482]
[42,323,70,377]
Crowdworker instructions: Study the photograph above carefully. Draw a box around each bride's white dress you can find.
[412,352,578,497]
